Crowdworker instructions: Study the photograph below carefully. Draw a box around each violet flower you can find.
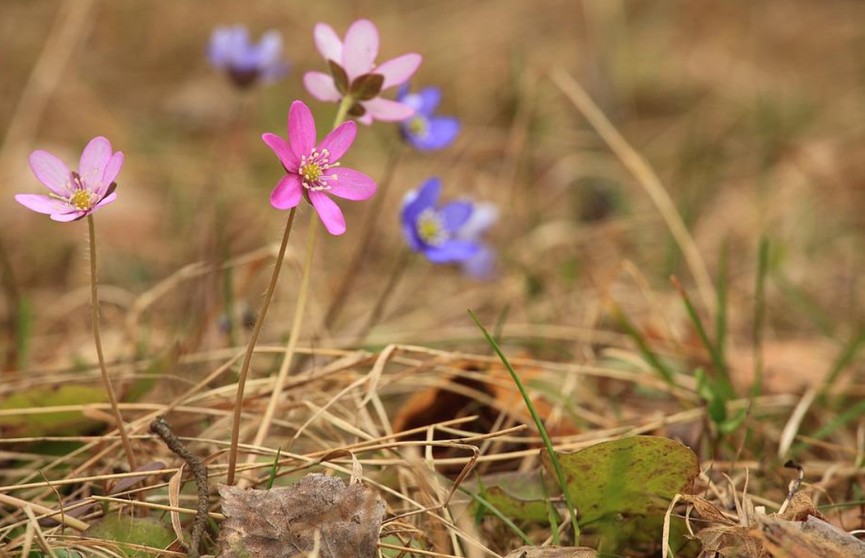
[455,202,498,279]
[16,136,122,222]
[396,85,460,151]
[208,26,288,89]
[401,177,482,264]
[262,100,376,235]
[303,19,421,125]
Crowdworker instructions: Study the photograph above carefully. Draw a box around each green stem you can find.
[87,215,137,471]
[251,217,319,450]
[226,208,296,486]
[355,248,412,344]
[333,96,354,129]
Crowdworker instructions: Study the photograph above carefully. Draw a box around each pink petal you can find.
[357,113,374,126]
[101,152,124,194]
[318,121,356,162]
[360,98,414,122]
[288,100,317,160]
[303,72,341,102]
[14,193,68,215]
[262,132,299,171]
[327,168,376,200]
[50,211,84,222]
[376,53,422,90]
[29,150,71,195]
[79,137,112,186]
[313,23,342,63]
[93,191,117,209]
[308,190,346,235]
[343,19,379,80]
[270,174,302,209]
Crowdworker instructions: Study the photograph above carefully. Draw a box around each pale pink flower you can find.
[262,100,376,235]
[303,19,422,125]
[16,136,122,222]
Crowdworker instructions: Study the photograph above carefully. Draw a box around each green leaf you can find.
[540,436,698,526]
[83,513,175,557]
[349,73,385,101]
[0,384,107,437]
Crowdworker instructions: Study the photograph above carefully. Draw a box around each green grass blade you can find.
[612,303,676,387]
[468,309,581,543]
[458,485,532,545]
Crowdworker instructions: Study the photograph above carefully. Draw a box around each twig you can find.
[150,418,209,558]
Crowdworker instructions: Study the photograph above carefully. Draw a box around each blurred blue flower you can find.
[396,86,460,151]
[401,178,497,278]
[208,26,288,89]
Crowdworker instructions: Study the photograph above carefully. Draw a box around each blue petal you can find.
[461,245,496,279]
[438,200,474,232]
[409,117,460,151]
[424,240,480,263]
[401,177,441,229]
[417,87,442,114]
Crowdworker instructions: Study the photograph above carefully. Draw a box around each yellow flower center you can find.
[408,116,428,137]
[70,189,94,210]
[298,147,339,191]
[417,209,446,245]
[300,162,323,183]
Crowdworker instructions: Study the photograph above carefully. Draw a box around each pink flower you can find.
[262,100,376,235]
[303,19,422,125]
[15,136,122,222]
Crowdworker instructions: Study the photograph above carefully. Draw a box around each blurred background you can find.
[2,0,865,385]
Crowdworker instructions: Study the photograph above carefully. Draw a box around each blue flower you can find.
[396,86,460,151]
[401,178,497,278]
[208,26,289,89]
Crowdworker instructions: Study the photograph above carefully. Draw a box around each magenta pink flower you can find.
[262,100,376,235]
[303,19,422,125]
[15,136,122,222]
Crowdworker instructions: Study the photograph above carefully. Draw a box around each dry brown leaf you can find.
[779,492,825,522]
[216,473,385,558]
[694,524,766,558]
[755,514,865,558]
[681,494,737,526]
[503,546,599,558]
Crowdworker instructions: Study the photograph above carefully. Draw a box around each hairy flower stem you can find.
[87,215,137,471]
[226,208,296,486]
[251,216,319,451]
[323,145,404,330]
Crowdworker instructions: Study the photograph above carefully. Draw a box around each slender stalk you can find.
[355,248,412,344]
[323,145,404,330]
[333,96,354,129]
[251,216,319,450]
[226,208,296,486]
[87,215,136,471]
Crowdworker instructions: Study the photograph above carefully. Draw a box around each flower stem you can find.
[250,216,319,451]
[323,145,404,331]
[226,208,296,486]
[355,248,412,344]
[333,96,354,129]
[87,215,137,471]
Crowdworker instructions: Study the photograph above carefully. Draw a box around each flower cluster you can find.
[304,19,421,125]
[208,26,288,89]
[16,136,122,222]
[401,178,497,279]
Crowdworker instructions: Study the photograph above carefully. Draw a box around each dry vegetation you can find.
[1,1,865,557]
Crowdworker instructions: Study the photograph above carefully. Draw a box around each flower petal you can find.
[401,177,440,227]
[14,194,68,215]
[100,151,124,195]
[360,98,414,122]
[50,210,84,222]
[288,100,317,159]
[461,245,496,279]
[270,174,303,209]
[438,200,474,232]
[458,202,498,239]
[303,72,341,102]
[327,168,376,200]
[416,87,442,114]
[376,53,422,90]
[425,240,480,263]
[29,150,71,195]
[308,190,346,235]
[407,116,460,151]
[79,136,112,186]
[314,23,343,63]
[262,132,299,171]
[343,19,379,80]
[318,121,356,162]
[93,191,118,210]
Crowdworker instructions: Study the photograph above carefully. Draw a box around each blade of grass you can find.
[468,309,580,543]
[611,302,676,387]
[792,399,865,456]
[458,486,532,545]
[538,469,560,545]
[266,447,281,490]
[752,236,769,397]
[715,240,729,365]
